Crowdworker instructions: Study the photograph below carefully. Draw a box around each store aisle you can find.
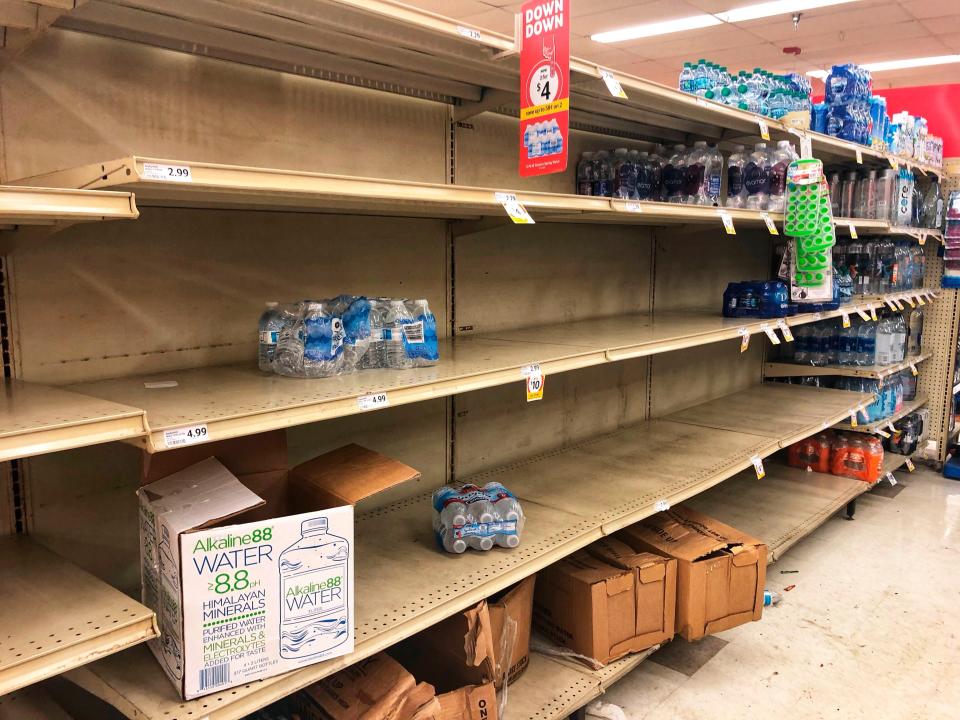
[604,467,960,720]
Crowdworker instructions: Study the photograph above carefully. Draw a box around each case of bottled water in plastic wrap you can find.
[432,482,525,553]
[258,295,439,377]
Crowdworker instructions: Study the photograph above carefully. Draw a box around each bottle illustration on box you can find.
[279,517,350,659]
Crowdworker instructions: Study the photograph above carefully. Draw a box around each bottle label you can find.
[768,161,788,197]
[259,331,279,345]
[577,182,593,196]
[281,563,347,622]
[662,165,684,195]
[708,173,721,198]
[744,162,769,195]
[684,163,704,196]
[728,166,744,195]
[593,179,611,197]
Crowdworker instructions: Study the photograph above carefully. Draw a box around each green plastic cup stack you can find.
[784,158,835,287]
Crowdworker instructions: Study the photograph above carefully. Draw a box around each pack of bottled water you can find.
[678,59,811,119]
[258,295,439,378]
[523,119,564,159]
[431,482,525,553]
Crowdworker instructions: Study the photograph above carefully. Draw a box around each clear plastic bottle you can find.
[895,166,914,225]
[836,319,859,365]
[892,312,908,362]
[576,152,595,196]
[593,150,612,198]
[279,517,350,659]
[810,324,834,366]
[855,169,878,219]
[684,141,706,204]
[634,152,654,200]
[875,169,897,222]
[627,149,642,199]
[648,146,666,201]
[922,179,945,229]
[744,143,772,210]
[725,145,748,209]
[793,325,813,364]
[611,148,635,199]
[828,172,842,216]
[767,140,797,213]
[679,62,695,94]
[663,145,687,203]
[908,307,924,356]
[693,142,723,206]
[875,315,896,365]
[258,301,282,372]
[383,300,414,369]
[840,171,858,217]
[856,321,877,366]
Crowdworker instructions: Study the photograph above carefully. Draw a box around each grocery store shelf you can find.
[764,351,931,380]
[0,537,158,696]
[65,383,870,720]
[45,0,941,177]
[0,683,75,720]
[0,186,137,226]
[13,155,787,229]
[510,648,657,720]
[834,395,928,434]
[0,380,147,462]
[66,309,901,454]
[833,217,890,234]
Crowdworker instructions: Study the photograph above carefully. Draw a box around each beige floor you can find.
[604,467,960,720]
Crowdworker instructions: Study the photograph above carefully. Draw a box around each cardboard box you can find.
[486,576,535,686]
[292,653,497,720]
[138,435,419,699]
[532,542,675,666]
[616,505,767,641]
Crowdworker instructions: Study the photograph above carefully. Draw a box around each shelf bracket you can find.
[453,88,517,122]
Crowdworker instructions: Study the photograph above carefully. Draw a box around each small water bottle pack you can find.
[258,295,439,378]
[432,482,525,554]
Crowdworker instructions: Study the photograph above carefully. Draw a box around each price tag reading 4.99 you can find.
[163,424,208,448]
[358,393,390,411]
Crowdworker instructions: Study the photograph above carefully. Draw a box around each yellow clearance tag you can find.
[719,211,736,234]
[777,319,794,342]
[906,457,915,472]
[889,157,898,169]
[842,312,851,328]
[600,69,628,99]
[738,327,750,352]
[495,192,535,224]
[870,306,878,321]
[876,427,891,438]
[850,412,858,428]
[758,119,770,141]
[919,234,926,246]
[856,148,863,163]
[910,363,918,376]
[918,295,926,306]
[752,456,765,479]
[856,307,871,321]
[761,212,779,235]
[526,371,544,401]
[760,323,781,345]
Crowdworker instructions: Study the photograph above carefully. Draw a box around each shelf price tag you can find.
[654,499,671,512]
[910,362,918,376]
[918,233,927,246]
[761,212,779,235]
[495,192,535,224]
[850,412,858,427]
[358,392,390,411]
[893,298,905,310]
[812,312,823,321]
[918,294,926,306]
[760,323,781,345]
[855,307,871,321]
[885,298,898,311]
[738,327,750,353]
[624,202,642,213]
[776,319,794,342]
[841,311,851,328]
[752,456,765,479]
[163,423,208,448]
[456,25,482,41]
[599,69,627,99]
[886,421,897,433]
[521,363,541,377]
[905,457,915,472]
[758,118,770,141]
[800,133,813,159]
[889,157,898,169]
[526,371,544,402]
[856,148,863,164]
[886,472,897,486]
[905,296,916,307]
[875,427,891,438]
[848,224,858,239]
[869,306,878,321]
[718,210,736,234]
[142,163,192,182]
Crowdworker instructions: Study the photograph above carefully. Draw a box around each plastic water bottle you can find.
[699,143,723,207]
[837,320,859,365]
[922,179,944,229]
[383,300,414,369]
[612,148,635,199]
[576,152,596,196]
[792,325,813,364]
[635,152,654,200]
[258,301,282,372]
[679,62,695,93]
[593,150,612,198]
[725,145,748,209]
[892,312,907,362]
[744,143,772,210]
[764,590,783,606]
[663,145,687,203]
[301,301,346,377]
[895,166,914,225]
[767,141,797,213]
[908,308,924,356]
[875,315,896,365]
[856,319,877,366]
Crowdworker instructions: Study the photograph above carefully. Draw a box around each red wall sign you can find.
[519,0,570,177]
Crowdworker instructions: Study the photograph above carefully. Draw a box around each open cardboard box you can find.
[532,538,676,666]
[617,505,766,641]
[138,431,420,699]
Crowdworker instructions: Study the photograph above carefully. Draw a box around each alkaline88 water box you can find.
[138,441,418,700]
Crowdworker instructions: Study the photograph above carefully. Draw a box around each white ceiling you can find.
[402,0,960,89]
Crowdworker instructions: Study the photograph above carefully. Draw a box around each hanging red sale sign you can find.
[519,0,569,177]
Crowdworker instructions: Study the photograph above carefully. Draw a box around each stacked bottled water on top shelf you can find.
[678,60,812,120]
[258,295,439,378]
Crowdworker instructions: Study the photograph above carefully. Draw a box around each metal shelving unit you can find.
[764,351,932,380]
[0,537,158,696]
[62,383,870,720]
[0,186,137,226]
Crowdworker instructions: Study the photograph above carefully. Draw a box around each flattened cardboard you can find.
[436,682,497,720]
[290,444,422,509]
[617,505,766,641]
[533,548,668,666]
[487,576,535,686]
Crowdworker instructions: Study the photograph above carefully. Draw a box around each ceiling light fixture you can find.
[591,0,858,43]
[806,54,960,78]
